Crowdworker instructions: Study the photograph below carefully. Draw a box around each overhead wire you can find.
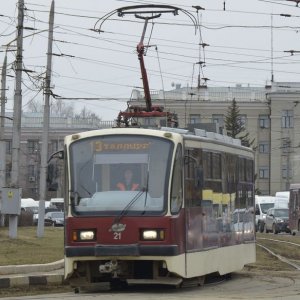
[3,0,300,116]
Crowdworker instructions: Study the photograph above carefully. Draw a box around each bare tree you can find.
[25,99,101,122]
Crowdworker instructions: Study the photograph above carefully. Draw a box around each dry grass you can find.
[245,233,300,272]
[0,226,64,265]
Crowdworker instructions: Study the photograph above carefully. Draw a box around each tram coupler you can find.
[99,260,119,275]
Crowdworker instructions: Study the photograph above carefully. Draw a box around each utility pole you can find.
[0,53,7,227]
[286,137,291,190]
[37,0,55,237]
[10,0,24,238]
[270,14,274,83]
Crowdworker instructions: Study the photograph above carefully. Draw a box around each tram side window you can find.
[246,159,254,182]
[203,151,222,193]
[171,145,183,214]
[203,151,211,180]
[239,157,246,182]
[224,153,238,194]
[184,148,203,207]
[236,158,254,210]
[212,152,221,179]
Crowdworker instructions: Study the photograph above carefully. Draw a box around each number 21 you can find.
[114,232,121,240]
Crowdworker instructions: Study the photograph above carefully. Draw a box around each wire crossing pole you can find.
[37,0,55,238]
[10,0,24,239]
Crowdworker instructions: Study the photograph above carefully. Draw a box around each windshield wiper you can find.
[111,187,147,229]
[141,160,150,213]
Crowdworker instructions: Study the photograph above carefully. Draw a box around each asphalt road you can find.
[2,270,300,300]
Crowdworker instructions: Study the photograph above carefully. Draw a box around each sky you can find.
[1,0,300,120]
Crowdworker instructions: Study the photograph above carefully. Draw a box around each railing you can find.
[132,88,267,102]
[3,115,115,129]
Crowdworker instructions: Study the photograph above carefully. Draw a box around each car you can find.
[44,211,64,227]
[264,208,290,234]
[33,207,61,225]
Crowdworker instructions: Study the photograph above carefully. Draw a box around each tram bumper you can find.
[65,244,179,257]
[65,244,183,288]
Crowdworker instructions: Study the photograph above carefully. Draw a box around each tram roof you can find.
[66,126,253,152]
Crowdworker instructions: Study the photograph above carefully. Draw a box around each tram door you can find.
[184,148,204,251]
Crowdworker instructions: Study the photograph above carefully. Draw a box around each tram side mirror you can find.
[47,149,64,162]
[47,149,64,192]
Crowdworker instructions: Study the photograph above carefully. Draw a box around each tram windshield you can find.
[69,135,173,216]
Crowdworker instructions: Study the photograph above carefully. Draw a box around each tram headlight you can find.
[73,230,96,241]
[141,229,165,241]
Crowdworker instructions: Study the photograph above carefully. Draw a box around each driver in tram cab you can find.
[117,168,140,191]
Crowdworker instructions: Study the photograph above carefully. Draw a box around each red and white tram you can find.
[52,127,255,290]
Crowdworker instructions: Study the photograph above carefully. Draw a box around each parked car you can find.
[33,207,60,225]
[44,211,64,227]
[264,208,290,234]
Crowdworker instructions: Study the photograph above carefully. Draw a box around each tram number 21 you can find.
[113,232,122,240]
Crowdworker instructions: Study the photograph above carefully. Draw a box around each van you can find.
[21,198,39,214]
[49,198,64,211]
[255,195,276,232]
[274,191,289,209]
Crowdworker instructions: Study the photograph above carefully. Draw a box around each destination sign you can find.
[93,141,151,152]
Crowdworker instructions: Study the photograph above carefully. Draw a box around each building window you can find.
[259,167,269,179]
[282,110,293,128]
[5,140,12,154]
[28,140,39,154]
[50,140,59,154]
[189,114,201,124]
[212,114,224,133]
[259,115,269,128]
[259,142,269,153]
[239,114,247,128]
[212,114,224,126]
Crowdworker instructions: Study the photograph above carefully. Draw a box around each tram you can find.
[49,126,256,290]
[289,183,300,235]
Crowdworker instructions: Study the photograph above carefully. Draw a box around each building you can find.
[1,112,114,200]
[129,82,300,195]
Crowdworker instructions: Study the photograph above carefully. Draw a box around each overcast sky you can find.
[1,0,300,120]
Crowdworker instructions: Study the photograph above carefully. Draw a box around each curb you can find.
[0,259,64,275]
[0,274,65,289]
[0,260,65,289]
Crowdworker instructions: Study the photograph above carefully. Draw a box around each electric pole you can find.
[37,0,55,238]
[10,0,24,238]
[286,137,291,190]
[0,53,7,227]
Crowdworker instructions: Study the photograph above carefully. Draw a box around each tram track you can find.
[256,236,300,271]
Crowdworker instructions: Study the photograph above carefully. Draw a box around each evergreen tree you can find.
[224,98,254,148]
